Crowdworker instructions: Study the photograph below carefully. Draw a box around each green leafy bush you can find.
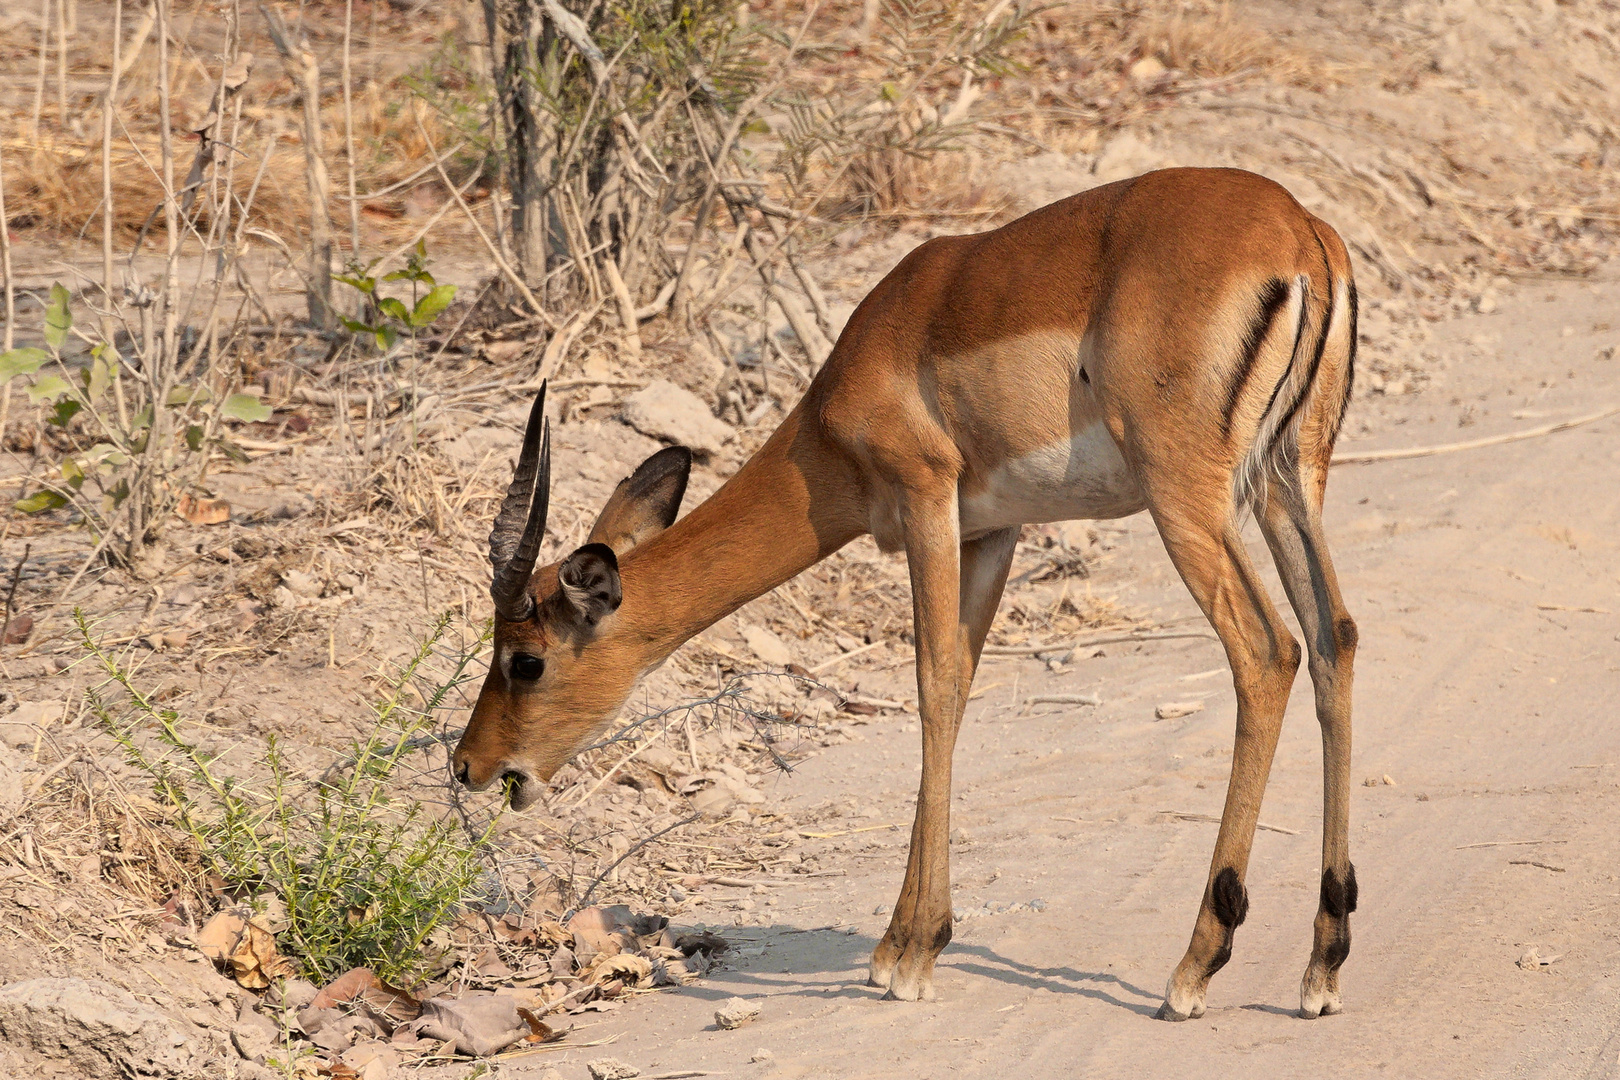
[78,610,498,984]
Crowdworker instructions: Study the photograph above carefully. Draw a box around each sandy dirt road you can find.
[503,284,1620,1079]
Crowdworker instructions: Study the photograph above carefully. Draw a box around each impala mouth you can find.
[502,769,542,811]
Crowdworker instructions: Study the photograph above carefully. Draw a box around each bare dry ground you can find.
[2,1,1620,1078]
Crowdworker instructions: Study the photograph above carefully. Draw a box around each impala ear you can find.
[558,543,622,627]
[586,445,692,554]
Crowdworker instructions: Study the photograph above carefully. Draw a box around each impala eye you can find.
[510,653,545,681]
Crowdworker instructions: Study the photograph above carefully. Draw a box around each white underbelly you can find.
[959,422,1146,539]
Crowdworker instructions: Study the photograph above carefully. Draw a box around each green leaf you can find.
[0,347,50,382]
[27,375,74,403]
[185,425,204,451]
[106,477,130,509]
[44,283,72,348]
[741,118,772,135]
[48,399,82,427]
[340,316,376,335]
[166,384,212,407]
[15,489,67,514]
[84,443,129,470]
[376,297,410,324]
[335,273,377,295]
[222,393,273,423]
[409,284,457,328]
[87,345,116,402]
[374,325,398,350]
[61,457,85,487]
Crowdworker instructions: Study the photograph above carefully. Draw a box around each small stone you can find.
[281,569,322,598]
[587,1058,642,1079]
[231,1004,280,1064]
[872,904,889,916]
[1382,774,1397,786]
[1029,898,1048,912]
[714,997,761,1030]
[740,623,794,667]
[1475,292,1497,314]
[621,379,736,457]
[269,978,319,1011]
[950,827,972,845]
[1128,56,1167,84]
[1517,947,1542,970]
[2,614,33,644]
[1155,701,1204,720]
[750,1048,775,1064]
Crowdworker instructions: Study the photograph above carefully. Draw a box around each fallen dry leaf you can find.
[516,1007,566,1044]
[412,994,532,1057]
[194,909,294,988]
[177,492,232,525]
[2,614,32,645]
[312,967,420,1026]
[586,952,652,986]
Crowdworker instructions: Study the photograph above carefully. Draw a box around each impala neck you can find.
[617,403,862,663]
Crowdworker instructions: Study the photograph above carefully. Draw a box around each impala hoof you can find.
[1157,975,1206,1021]
[882,976,936,1002]
[1299,983,1344,1019]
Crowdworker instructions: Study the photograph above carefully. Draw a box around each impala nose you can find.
[454,759,470,786]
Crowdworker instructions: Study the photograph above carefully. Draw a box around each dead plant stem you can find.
[260,2,334,328]
[341,0,362,268]
[101,0,124,345]
[31,0,50,141]
[54,0,68,134]
[0,141,14,354]
[412,113,548,324]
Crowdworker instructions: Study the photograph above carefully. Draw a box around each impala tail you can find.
[1229,219,1358,510]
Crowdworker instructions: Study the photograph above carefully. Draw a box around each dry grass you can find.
[0,3,472,249]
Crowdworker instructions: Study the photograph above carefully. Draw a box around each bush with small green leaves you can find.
[79,609,499,985]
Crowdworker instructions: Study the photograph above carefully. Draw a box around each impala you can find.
[454,167,1360,1021]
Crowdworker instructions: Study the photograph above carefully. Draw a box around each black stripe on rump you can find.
[1221,277,1292,437]
[1327,280,1359,447]
[1271,275,1337,446]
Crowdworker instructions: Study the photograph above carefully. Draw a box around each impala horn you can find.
[488,384,551,621]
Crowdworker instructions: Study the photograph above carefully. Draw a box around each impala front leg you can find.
[871,515,1017,1001]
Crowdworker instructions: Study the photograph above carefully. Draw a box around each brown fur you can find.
[454,167,1359,1016]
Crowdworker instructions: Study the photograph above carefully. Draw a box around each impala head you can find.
[452,385,692,809]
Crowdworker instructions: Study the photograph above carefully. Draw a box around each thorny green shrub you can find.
[77,609,499,985]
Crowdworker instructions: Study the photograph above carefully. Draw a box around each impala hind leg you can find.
[1150,502,1301,1021]
[1258,479,1357,1018]
[870,520,1018,1001]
